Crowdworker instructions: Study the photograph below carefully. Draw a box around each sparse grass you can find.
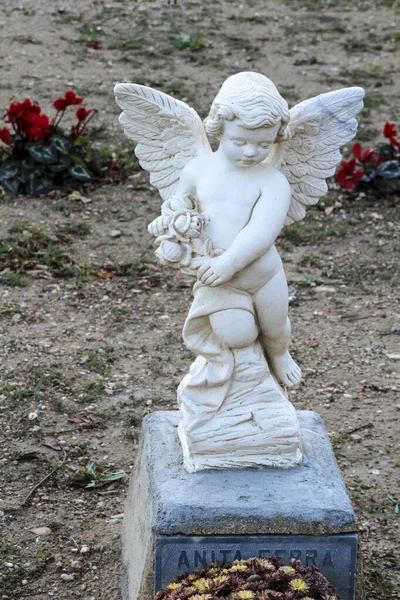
[78,380,106,403]
[278,87,300,104]
[364,92,388,109]
[343,38,382,52]
[52,397,74,414]
[110,304,130,323]
[281,213,348,244]
[55,222,91,237]
[147,355,165,376]
[298,251,321,267]
[357,127,380,142]
[0,363,74,406]
[226,36,255,52]
[0,226,79,278]
[297,275,321,287]
[170,34,205,52]
[125,414,142,427]
[0,272,29,287]
[125,429,139,442]
[108,38,143,51]
[83,348,115,375]
[12,35,42,45]
[78,23,103,43]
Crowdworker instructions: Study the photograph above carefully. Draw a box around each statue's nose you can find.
[243,146,257,157]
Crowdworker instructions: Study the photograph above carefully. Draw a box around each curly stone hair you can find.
[204,72,290,141]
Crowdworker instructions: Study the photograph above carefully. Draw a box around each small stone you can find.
[110,229,121,238]
[80,545,90,554]
[28,412,38,421]
[350,434,362,441]
[315,286,336,294]
[60,573,75,582]
[370,469,380,475]
[108,518,121,525]
[68,190,91,203]
[71,560,82,570]
[387,353,400,361]
[30,526,52,536]
[22,579,28,586]
[33,497,41,504]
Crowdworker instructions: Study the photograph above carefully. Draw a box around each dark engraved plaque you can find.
[155,534,357,600]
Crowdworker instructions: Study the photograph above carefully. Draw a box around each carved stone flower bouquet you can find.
[148,192,223,277]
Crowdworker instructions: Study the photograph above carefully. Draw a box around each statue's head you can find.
[204,72,290,167]
[204,72,290,141]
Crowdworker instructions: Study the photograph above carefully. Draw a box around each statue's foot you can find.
[270,351,302,387]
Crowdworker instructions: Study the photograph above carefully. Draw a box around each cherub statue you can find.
[115,73,363,472]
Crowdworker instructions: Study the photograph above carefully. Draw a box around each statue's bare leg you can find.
[253,268,302,387]
[209,309,258,349]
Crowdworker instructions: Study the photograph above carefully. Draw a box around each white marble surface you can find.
[115,72,364,471]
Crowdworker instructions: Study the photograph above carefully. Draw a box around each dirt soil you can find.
[0,0,399,599]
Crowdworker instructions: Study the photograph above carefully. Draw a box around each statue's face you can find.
[220,120,280,168]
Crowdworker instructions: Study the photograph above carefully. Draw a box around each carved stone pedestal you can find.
[122,411,361,600]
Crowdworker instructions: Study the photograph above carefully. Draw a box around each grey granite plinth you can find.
[122,411,361,600]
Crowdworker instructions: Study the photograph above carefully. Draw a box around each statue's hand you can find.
[197,255,236,287]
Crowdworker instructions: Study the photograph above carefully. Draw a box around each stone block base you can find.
[122,411,361,600]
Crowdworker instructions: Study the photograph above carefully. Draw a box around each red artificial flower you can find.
[383,121,399,148]
[352,143,376,164]
[0,127,11,144]
[53,97,69,111]
[87,42,102,50]
[25,112,50,140]
[383,121,397,139]
[64,90,83,105]
[336,158,364,191]
[76,107,90,121]
[53,91,83,112]
[6,98,49,139]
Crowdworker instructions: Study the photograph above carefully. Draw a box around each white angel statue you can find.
[115,72,364,472]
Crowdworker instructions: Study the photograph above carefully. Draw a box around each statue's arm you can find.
[224,175,291,272]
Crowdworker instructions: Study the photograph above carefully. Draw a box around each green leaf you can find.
[86,480,96,488]
[19,159,42,182]
[49,157,71,173]
[70,144,87,159]
[52,135,72,156]
[0,159,19,180]
[26,173,53,196]
[0,177,20,195]
[27,141,59,165]
[379,144,395,162]
[69,163,91,181]
[376,160,400,180]
[98,471,126,483]
[85,459,98,480]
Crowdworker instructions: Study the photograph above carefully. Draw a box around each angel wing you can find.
[271,87,365,225]
[114,83,212,201]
